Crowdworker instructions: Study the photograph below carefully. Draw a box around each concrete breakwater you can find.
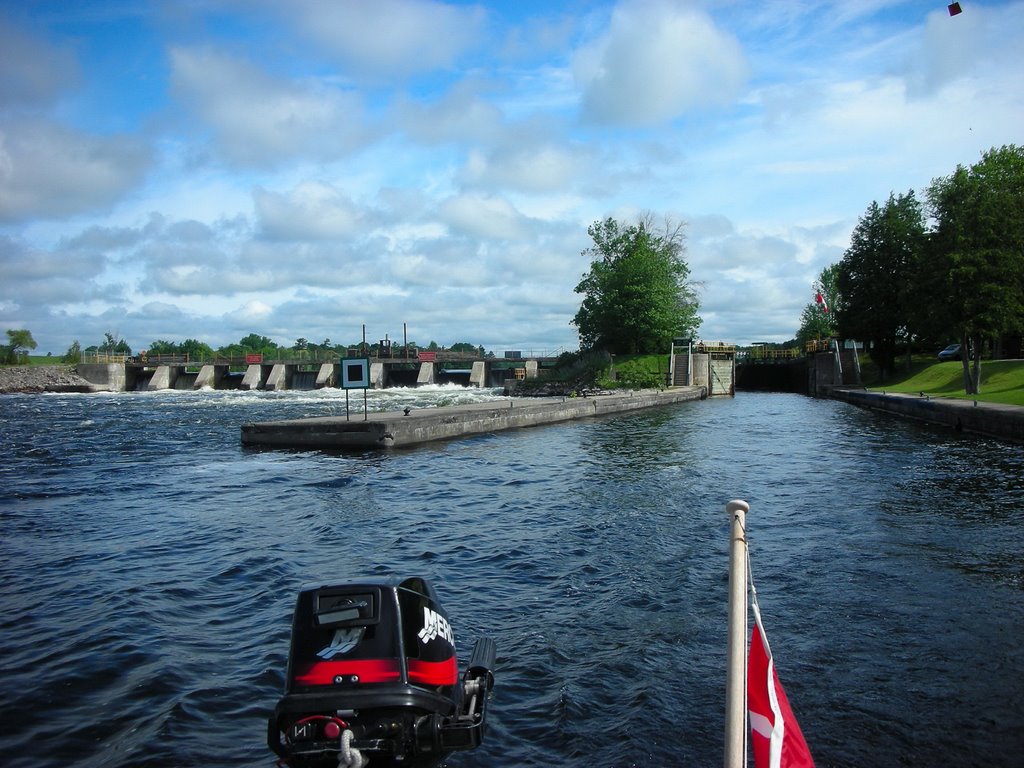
[832,388,1024,443]
[241,387,706,449]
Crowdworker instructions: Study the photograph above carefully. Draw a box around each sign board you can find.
[245,353,263,364]
[418,351,437,362]
[341,358,370,389]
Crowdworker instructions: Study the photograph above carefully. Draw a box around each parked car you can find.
[937,343,962,361]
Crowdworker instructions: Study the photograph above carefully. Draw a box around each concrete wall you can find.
[264,364,289,391]
[807,352,838,397]
[691,353,709,389]
[146,365,180,391]
[417,362,435,385]
[194,364,227,389]
[470,360,488,388]
[832,388,1024,443]
[316,363,336,388]
[240,366,264,391]
[76,363,127,392]
[370,362,386,389]
[242,387,708,449]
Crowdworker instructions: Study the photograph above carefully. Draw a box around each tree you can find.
[796,264,839,346]
[926,145,1024,394]
[99,332,131,356]
[180,338,214,360]
[573,216,701,354]
[450,342,483,356]
[836,191,925,380]
[147,339,178,355]
[4,329,37,363]
[238,334,277,353]
[62,340,82,364]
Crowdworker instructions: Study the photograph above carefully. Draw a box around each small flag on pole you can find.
[748,603,815,768]
[815,292,829,313]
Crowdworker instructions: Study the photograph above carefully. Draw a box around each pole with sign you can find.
[340,358,370,420]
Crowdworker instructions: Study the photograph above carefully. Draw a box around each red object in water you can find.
[948,2,962,15]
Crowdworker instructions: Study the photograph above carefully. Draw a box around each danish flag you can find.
[748,603,815,768]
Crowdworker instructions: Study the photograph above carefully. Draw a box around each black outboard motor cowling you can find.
[269,577,495,768]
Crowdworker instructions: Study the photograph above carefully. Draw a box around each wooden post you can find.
[725,499,749,768]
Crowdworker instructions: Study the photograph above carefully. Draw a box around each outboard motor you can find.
[268,577,495,768]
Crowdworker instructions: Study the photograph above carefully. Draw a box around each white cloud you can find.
[437,193,531,240]
[460,143,592,192]
[0,119,151,221]
[280,0,487,79]
[169,47,371,167]
[573,0,748,126]
[254,182,367,241]
[233,300,274,325]
[902,3,1024,97]
[0,16,79,107]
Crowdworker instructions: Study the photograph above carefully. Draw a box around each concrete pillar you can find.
[194,364,227,389]
[147,365,179,391]
[316,363,337,388]
[691,353,709,389]
[241,364,264,390]
[265,364,290,391]
[525,360,539,379]
[370,362,386,389]
[417,362,436,385]
[470,360,489,388]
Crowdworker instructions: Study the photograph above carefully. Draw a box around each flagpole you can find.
[725,499,749,768]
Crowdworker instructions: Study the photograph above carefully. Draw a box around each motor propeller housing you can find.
[268,577,495,768]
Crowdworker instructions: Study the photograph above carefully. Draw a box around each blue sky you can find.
[2,0,1021,355]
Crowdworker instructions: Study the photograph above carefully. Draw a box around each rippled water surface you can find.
[1,387,1022,767]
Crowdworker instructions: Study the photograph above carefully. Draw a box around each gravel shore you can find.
[0,365,98,394]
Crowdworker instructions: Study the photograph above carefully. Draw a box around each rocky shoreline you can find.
[0,365,98,394]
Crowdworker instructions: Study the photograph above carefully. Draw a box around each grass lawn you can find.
[864,358,1024,406]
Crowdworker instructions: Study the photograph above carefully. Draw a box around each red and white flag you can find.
[815,292,829,313]
[748,604,815,768]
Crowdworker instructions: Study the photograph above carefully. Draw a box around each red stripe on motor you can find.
[407,656,458,686]
[294,658,401,686]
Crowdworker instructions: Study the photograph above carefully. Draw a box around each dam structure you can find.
[241,387,707,450]
[76,353,553,392]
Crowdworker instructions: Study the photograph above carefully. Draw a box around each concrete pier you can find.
[147,365,180,391]
[241,387,706,449]
[831,388,1024,443]
[416,362,436,386]
[195,364,228,389]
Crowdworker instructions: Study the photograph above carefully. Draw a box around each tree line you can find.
[796,144,1023,393]
[2,330,494,365]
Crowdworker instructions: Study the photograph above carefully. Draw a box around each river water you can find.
[1,386,1022,767]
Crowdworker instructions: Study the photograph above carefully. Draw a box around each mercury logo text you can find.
[417,607,455,647]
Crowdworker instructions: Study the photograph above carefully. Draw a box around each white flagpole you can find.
[725,499,750,768]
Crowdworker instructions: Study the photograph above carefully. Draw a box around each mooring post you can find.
[725,499,749,768]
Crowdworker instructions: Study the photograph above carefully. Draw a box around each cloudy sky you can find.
[1,0,1021,356]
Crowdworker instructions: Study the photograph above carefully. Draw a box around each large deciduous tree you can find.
[836,191,925,380]
[4,329,37,363]
[573,216,701,354]
[926,144,1024,394]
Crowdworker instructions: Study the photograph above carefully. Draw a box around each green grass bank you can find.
[860,358,1024,406]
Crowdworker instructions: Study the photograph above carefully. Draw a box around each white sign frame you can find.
[341,358,370,389]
